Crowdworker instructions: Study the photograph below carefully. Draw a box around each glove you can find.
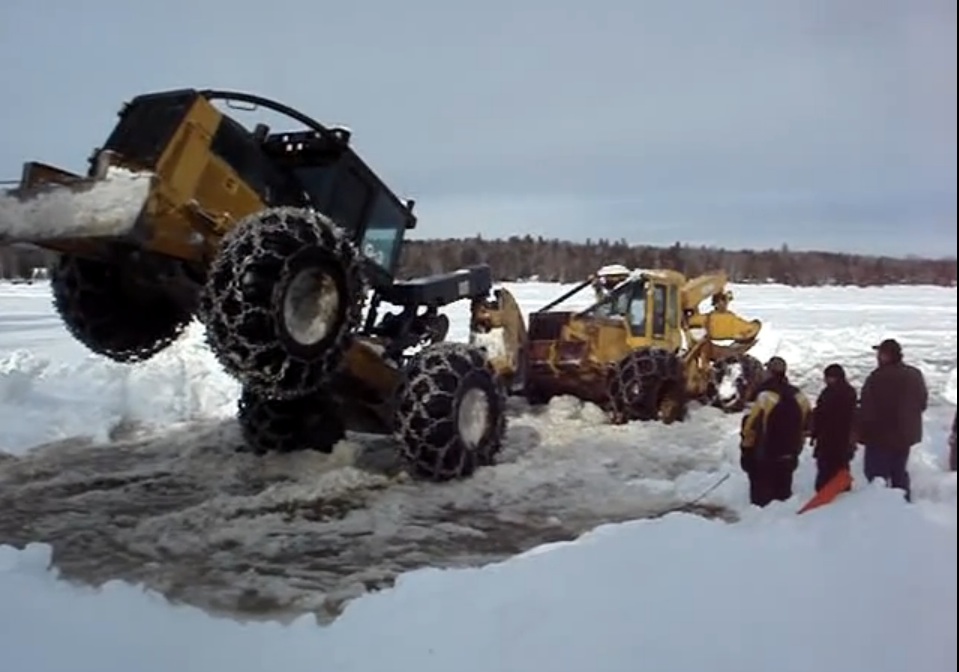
[739,450,753,473]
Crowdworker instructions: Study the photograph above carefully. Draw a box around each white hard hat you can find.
[596,264,631,277]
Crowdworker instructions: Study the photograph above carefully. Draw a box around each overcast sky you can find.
[1,0,955,256]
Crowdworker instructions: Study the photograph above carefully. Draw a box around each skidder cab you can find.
[470,268,766,424]
[0,88,506,481]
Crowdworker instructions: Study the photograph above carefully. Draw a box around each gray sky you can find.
[1,0,955,256]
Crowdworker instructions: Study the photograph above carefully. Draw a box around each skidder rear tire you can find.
[608,347,686,423]
[237,387,346,455]
[394,342,507,481]
[199,207,365,399]
[51,254,190,363]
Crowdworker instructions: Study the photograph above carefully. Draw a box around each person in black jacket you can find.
[740,357,812,506]
[858,339,928,502]
[810,363,858,491]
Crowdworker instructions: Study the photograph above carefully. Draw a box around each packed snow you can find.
[0,167,151,243]
[0,279,956,672]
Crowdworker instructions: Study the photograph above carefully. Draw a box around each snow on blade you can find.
[0,167,151,242]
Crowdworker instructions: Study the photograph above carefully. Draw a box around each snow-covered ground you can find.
[1,279,957,672]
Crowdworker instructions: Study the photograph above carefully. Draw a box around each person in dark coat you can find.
[810,363,858,491]
[858,338,928,502]
[740,356,812,506]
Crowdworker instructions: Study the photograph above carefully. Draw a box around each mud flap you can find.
[797,467,853,514]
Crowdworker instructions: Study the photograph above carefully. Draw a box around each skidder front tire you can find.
[237,387,346,455]
[51,254,191,363]
[607,347,686,423]
[199,207,365,399]
[394,342,507,481]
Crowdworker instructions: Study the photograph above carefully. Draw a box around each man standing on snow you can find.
[810,363,858,492]
[739,356,812,507]
[857,338,928,502]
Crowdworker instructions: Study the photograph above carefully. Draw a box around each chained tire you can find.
[607,347,686,423]
[50,254,191,363]
[710,353,763,412]
[237,387,346,455]
[394,342,507,481]
[198,207,365,400]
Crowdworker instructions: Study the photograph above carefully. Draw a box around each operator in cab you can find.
[592,264,631,303]
[739,356,812,507]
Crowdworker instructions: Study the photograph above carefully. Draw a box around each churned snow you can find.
[0,278,956,672]
[0,167,151,242]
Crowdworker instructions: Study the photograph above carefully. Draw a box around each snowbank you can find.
[0,321,239,454]
[0,486,954,672]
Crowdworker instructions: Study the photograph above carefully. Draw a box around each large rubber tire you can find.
[50,254,191,363]
[710,353,764,412]
[394,342,507,481]
[237,387,346,455]
[198,207,365,400]
[607,347,686,423]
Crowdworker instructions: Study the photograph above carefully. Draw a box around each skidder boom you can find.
[0,88,506,480]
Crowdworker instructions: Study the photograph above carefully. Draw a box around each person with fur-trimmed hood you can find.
[810,363,858,491]
[739,356,812,506]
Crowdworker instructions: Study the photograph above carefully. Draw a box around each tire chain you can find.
[394,342,507,480]
[608,347,684,421]
[51,255,191,363]
[198,207,366,399]
[237,386,345,455]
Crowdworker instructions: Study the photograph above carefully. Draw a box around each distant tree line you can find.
[397,236,957,286]
[1,237,956,287]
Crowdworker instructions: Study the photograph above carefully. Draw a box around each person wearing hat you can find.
[739,356,812,506]
[810,363,859,492]
[857,338,928,502]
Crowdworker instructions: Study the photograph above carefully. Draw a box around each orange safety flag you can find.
[797,467,853,515]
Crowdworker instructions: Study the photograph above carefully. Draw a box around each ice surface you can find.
[0,167,151,242]
[0,278,957,672]
[0,486,955,672]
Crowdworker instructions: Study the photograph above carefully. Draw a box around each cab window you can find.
[666,284,679,330]
[623,281,647,336]
[651,283,667,337]
[361,191,408,274]
[327,166,372,232]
